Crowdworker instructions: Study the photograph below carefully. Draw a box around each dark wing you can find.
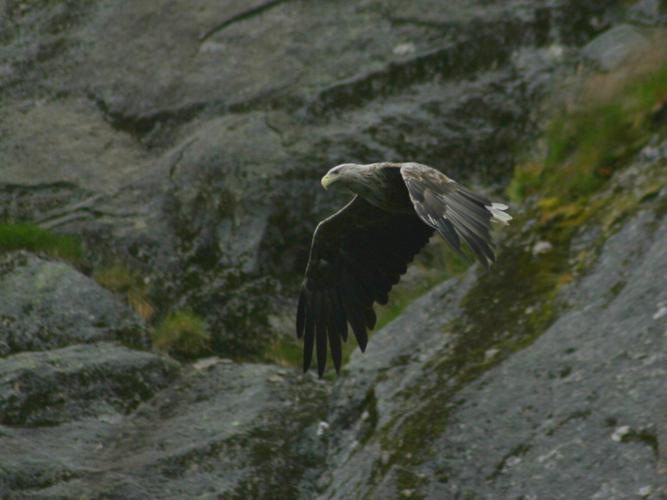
[297,196,433,377]
[400,164,497,269]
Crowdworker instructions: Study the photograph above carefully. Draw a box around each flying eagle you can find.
[296,162,511,377]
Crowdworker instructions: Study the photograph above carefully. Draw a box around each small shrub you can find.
[152,310,211,358]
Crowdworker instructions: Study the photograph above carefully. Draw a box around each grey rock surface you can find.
[0,254,182,496]
[419,210,667,499]
[0,342,179,426]
[0,254,326,498]
[0,252,144,355]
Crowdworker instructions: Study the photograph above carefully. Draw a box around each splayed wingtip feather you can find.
[486,203,512,225]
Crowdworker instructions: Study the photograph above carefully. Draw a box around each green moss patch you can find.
[0,223,83,264]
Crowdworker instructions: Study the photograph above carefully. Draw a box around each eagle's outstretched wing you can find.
[400,164,510,269]
[297,196,433,377]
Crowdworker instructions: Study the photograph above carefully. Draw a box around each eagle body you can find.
[298,162,511,377]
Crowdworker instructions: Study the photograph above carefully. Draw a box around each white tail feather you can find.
[486,203,512,225]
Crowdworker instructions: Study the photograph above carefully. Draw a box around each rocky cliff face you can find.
[1,0,612,355]
[1,0,666,498]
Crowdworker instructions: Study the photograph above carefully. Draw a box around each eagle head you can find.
[321,163,364,191]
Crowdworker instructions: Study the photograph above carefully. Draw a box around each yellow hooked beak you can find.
[321,172,334,190]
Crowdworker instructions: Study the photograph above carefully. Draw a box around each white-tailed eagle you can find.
[296,162,511,377]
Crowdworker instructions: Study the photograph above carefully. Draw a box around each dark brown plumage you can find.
[297,162,511,377]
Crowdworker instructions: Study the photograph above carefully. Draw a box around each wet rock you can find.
[0,252,145,355]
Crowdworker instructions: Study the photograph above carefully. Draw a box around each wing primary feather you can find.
[448,191,492,223]
[455,216,495,262]
[401,165,503,269]
[302,293,316,373]
[340,271,368,351]
[315,304,328,378]
[334,287,349,342]
[444,197,492,239]
[454,223,493,268]
[445,208,495,265]
[456,185,492,206]
[325,292,342,374]
[296,288,306,339]
[437,218,468,261]
[346,311,367,351]
[365,305,377,329]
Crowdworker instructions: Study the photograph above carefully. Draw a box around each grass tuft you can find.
[509,36,667,204]
[151,310,211,358]
[264,336,303,368]
[0,223,83,264]
[93,261,154,320]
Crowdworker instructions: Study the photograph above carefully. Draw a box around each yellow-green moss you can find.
[152,310,211,358]
[0,223,83,264]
